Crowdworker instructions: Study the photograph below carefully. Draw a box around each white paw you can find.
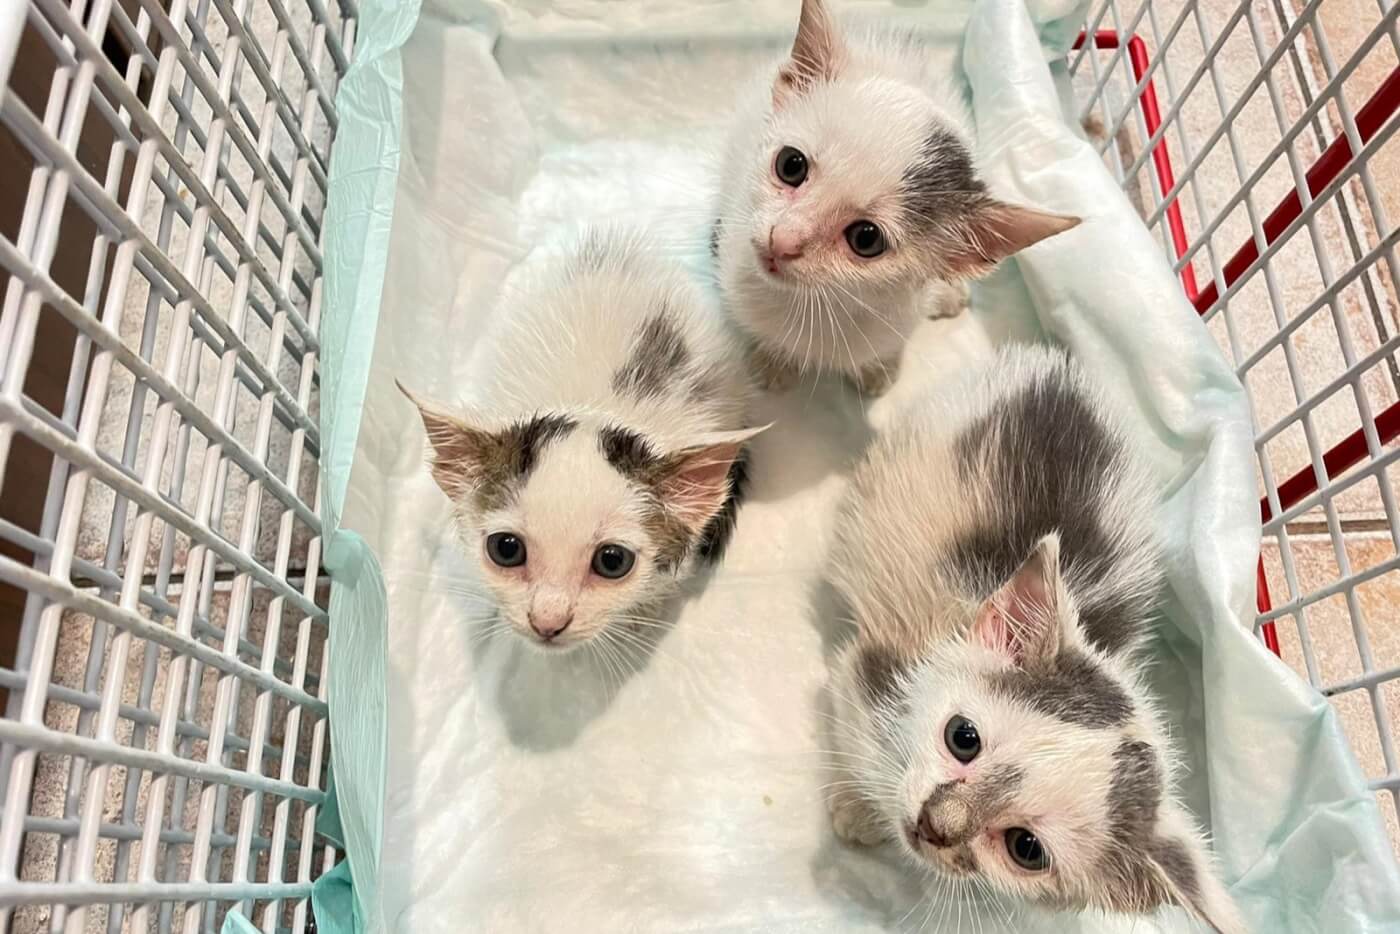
[830,797,888,846]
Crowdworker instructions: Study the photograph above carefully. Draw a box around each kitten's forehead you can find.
[506,431,640,548]
[776,79,970,197]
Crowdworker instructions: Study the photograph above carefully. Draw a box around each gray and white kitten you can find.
[715,0,1079,393]
[825,345,1245,932]
[402,231,762,652]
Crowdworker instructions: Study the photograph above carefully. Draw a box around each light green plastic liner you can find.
[233,0,1400,930]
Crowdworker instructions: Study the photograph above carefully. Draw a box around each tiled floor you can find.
[1075,0,1400,856]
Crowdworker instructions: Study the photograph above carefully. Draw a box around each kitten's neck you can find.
[737,269,928,378]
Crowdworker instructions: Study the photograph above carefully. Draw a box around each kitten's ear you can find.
[775,0,846,102]
[657,425,770,535]
[1138,823,1247,934]
[397,380,493,501]
[945,201,1081,276]
[973,533,1067,665]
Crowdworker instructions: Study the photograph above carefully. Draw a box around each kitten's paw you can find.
[927,280,970,320]
[852,358,899,396]
[750,346,800,393]
[829,794,888,846]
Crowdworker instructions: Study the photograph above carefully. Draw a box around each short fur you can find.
[824,345,1245,932]
[402,231,762,652]
[715,0,1078,390]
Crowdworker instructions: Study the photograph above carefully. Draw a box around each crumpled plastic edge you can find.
[316,0,423,929]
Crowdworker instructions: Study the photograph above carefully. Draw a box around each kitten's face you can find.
[468,432,672,652]
[887,642,1145,904]
[402,390,755,652]
[723,0,1077,305]
[741,79,974,294]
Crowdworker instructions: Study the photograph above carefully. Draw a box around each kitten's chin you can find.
[514,630,590,655]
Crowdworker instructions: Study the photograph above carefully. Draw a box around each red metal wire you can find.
[1078,35,1397,658]
[1190,65,1400,315]
[1074,30,1282,650]
[1073,31,1200,299]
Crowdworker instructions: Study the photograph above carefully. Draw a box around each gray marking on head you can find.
[598,424,694,573]
[1149,836,1201,905]
[949,351,1143,656]
[1097,739,1173,913]
[950,847,978,873]
[901,125,985,236]
[856,643,907,707]
[470,413,577,512]
[987,648,1132,729]
[921,764,1024,847]
[613,313,690,400]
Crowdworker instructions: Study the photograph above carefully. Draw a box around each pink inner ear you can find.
[974,600,1016,656]
[660,442,743,534]
[971,538,1061,664]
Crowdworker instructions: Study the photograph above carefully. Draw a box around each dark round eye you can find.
[774,146,809,187]
[1005,828,1049,871]
[485,532,526,568]
[591,543,636,580]
[845,221,886,257]
[944,716,981,762]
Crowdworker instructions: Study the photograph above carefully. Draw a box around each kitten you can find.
[402,231,763,652]
[714,0,1079,393]
[823,345,1245,932]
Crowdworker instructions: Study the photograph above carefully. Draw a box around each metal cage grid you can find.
[0,0,354,929]
[1068,0,1400,844]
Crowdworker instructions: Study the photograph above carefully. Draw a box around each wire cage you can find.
[0,0,1396,929]
[0,0,354,930]
[1068,0,1400,846]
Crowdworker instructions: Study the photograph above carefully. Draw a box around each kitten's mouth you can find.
[904,823,973,876]
[519,630,585,654]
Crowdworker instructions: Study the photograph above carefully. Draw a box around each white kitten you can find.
[824,345,1245,933]
[402,231,762,652]
[715,0,1078,392]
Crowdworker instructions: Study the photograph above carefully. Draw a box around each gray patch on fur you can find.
[598,425,693,573]
[1149,836,1201,905]
[987,649,1132,729]
[949,351,1142,656]
[470,413,576,512]
[856,643,907,707]
[599,425,663,479]
[920,764,1024,847]
[1097,739,1174,914]
[613,313,690,400]
[900,125,985,236]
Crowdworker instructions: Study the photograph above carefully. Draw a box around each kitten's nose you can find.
[916,808,951,848]
[768,227,805,261]
[529,613,572,641]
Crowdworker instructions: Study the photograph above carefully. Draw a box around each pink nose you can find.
[529,614,572,641]
[768,227,805,262]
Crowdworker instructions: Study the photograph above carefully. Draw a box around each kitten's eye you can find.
[485,532,526,568]
[845,221,887,258]
[944,716,981,762]
[1005,828,1049,871]
[774,146,809,187]
[591,543,636,580]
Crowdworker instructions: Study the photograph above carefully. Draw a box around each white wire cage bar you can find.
[1068,0,1400,842]
[0,0,355,929]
